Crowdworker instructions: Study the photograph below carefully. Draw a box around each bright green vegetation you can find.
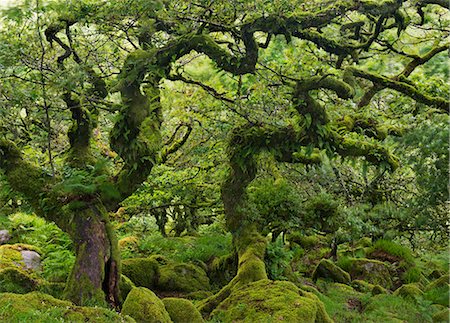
[0,0,448,321]
[0,292,133,322]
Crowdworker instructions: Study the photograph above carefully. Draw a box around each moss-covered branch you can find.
[45,22,107,167]
[328,131,399,170]
[0,139,64,227]
[358,44,449,107]
[349,67,449,112]
[160,123,193,164]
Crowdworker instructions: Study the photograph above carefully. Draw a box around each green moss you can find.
[367,240,414,266]
[426,275,449,291]
[210,279,332,323]
[162,297,204,323]
[0,245,23,270]
[119,236,138,250]
[432,308,449,323]
[424,275,450,307]
[121,287,171,323]
[0,292,133,322]
[351,279,375,293]
[371,285,387,295]
[185,290,213,301]
[120,275,136,301]
[338,258,393,289]
[209,253,237,287]
[393,283,424,300]
[122,258,159,289]
[37,281,66,299]
[0,267,38,293]
[157,262,210,293]
[361,294,432,322]
[356,237,372,248]
[312,259,351,284]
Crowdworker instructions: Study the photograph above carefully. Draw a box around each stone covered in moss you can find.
[157,262,210,293]
[120,274,136,301]
[371,284,387,295]
[210,279,332,323]
[341,258,393,289]
[432,308,449,323]
[393,283,424,299]
[118,236,139,250]
[424,275,450,307]
[351,279,375,293]
[0,244,41,271]
[162,297,204,323]
[0,267,38,293]
[312,259,351,284]
[186,290,213,301]
[0,291,133,322]
[37,281,66,299]
[122,257,159,289]
[122,287,171,323]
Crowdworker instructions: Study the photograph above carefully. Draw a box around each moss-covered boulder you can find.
[185,290,213,301]
[424,275,450,307]
[340,258,393,289]
[122,287,171,323]
[0,244,41,271]
[432,308,449,323]
[208,253,237,287]
[162,297,203,323]
[210,279,332,323]
[371,284,387,295]
[37,281,66,299]
[312,259,351,284]
[366,240,413,265]
[120,274,136,301]
[122,258,159,289]
[119,236,139,250]
[0,267,38,293]
[0,292,133,322]
[157,263,210,293]
[351,279,375,293]
[393,283,424,300]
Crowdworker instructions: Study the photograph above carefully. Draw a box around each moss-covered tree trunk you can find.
[64,206,120,307]
[222,151,268,284]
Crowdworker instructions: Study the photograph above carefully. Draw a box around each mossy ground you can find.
[0,292,133,322]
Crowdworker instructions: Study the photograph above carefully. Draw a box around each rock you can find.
[312,259,351,284]
[351,279,375,293]
[157,262,210,293]
[118,236,139,250]
[432,308,449,323]
[424,275,450,307]
[162,297,204,323]
[343,258,393,289]
[20,250,41,271]
[371,285,387,295]
[0,244,42,272]
[210,279,332,323]
[425,275,449,291]
[393,283,424,300]
[0,267,38,293]
[0,230,11,245]
[0,292,133,322]
[120,274,136,301]
[122,257,160,289]
[122,287,172,323]
[185,290,213,301]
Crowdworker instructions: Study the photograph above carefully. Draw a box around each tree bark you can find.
[64,206,120,308]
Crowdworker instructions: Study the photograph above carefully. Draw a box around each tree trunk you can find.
[63,206,120,308]
[233,223,268,284]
